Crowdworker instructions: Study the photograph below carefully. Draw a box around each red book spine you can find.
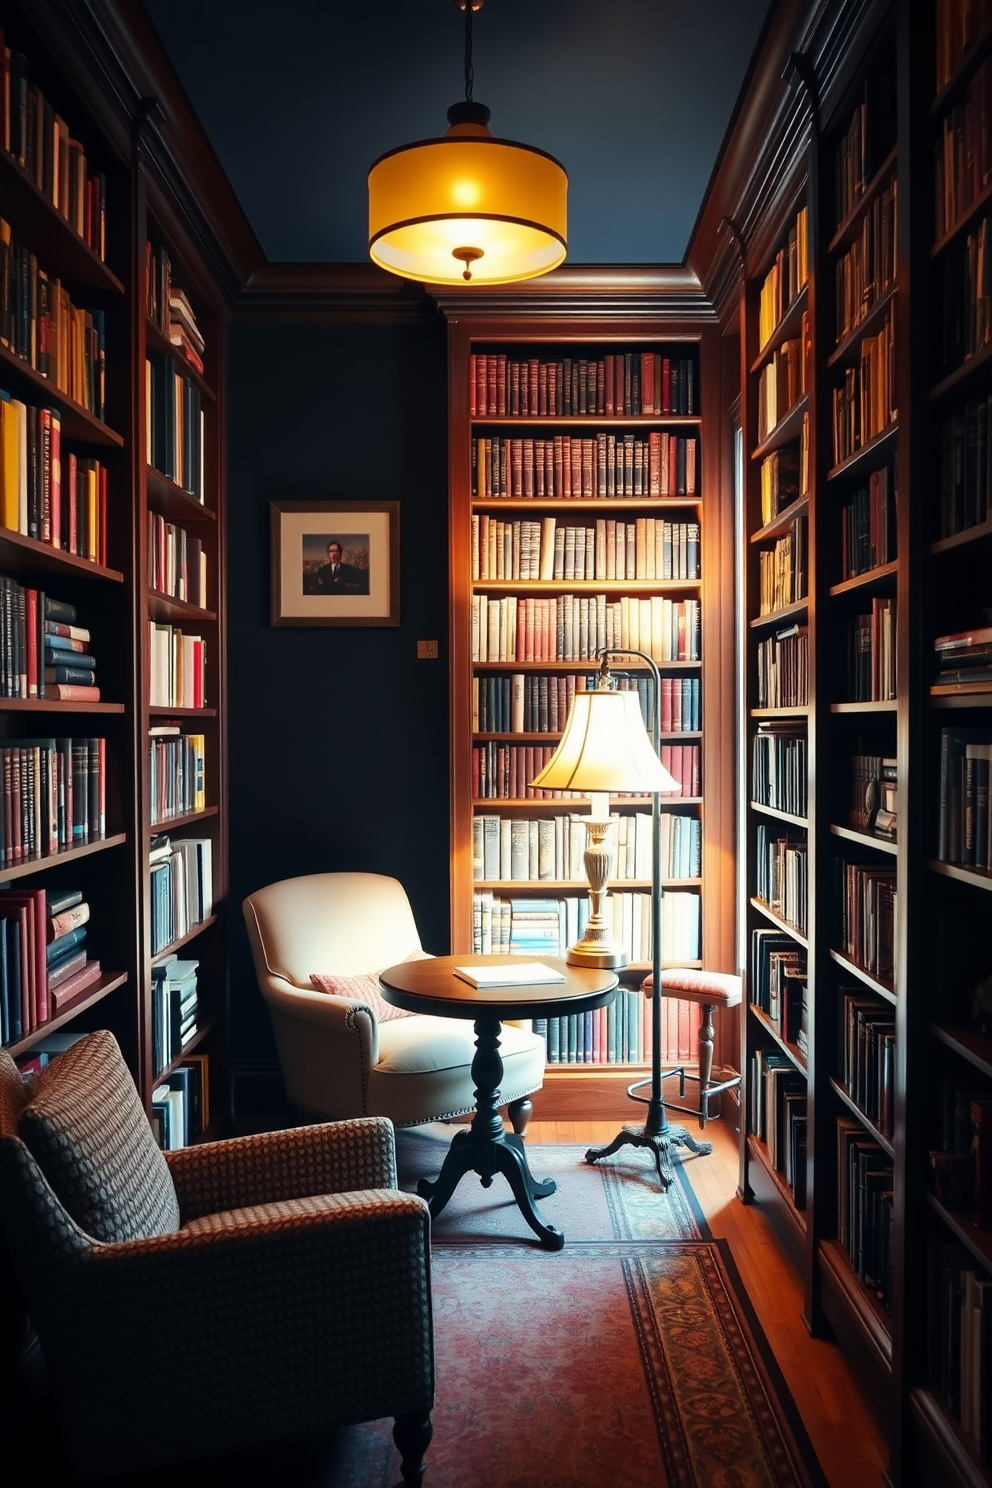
[49,412,61,548]
[24,586,37,698]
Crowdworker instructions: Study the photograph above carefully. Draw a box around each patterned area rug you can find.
[322,1137,827,1488]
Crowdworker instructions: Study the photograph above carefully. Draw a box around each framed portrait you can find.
[270,500,400,627]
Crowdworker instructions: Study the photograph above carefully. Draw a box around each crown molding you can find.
[429,265,716,322]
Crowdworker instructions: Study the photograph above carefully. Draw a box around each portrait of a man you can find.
[302,535,370,595]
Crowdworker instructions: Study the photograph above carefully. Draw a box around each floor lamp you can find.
[531,649,713,1189]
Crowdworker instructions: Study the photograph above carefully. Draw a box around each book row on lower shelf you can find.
[0,393,109,560]
[0,734,105,864]
[472,889,701,964]
[473,594,701,665]
[474,811,701,883]
[149,726,205,822]
[836,1115,893,1312]
[472,431,698,499]
[151,952,198,1077]
[149,834,213,954]
[151,1051,209,1151]
[756,623,808,707]
[750,1047,808,1208]
[0,583,100,700]
[469,350,697,419]
[534,991,702,1067]
[148,621,207,709]
[145,352,205,502]
[937,723,992,869]
[928,1238,992,1469]
[148,510,208,608]
[0,886,99,1046]
[474,671,700,735]
[473,742,699,801]
[755,824,808,935]
[472,514,700,582]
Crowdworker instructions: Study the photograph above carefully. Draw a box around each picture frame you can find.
[270,500,400,627]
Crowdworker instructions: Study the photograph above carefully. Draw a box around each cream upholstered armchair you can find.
[0,1029,434,1483]
[243,871,546,1131]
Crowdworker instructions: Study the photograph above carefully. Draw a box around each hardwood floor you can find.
[526,1116,890,1488]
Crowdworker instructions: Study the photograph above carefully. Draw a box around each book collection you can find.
[933,621,992,692]
[758,439,808,526]
[472,888,701,965]
[755,622,809,708]
[151,1054,208,1151]
[473,809,701,883]
[751,724,808,817]
[0,887,100,1046]
[757,202,809,350]
[473,672,700,735]
[1,40,106,258]
[938,395,992,539]
[839,467,894,578]
[0,394,109,560]
[148,621,206,708]
[750,928,808,1053]
[847,752,897,839]
[469,350,697,418]
[755,824,808,935]
[834,178,897,345]
[830,310,896,466]
[836,858,896,985]
[473,740,699,802]
[149,727,206,824]
[471,431,698,499]
[472,514,700,582]
[750,1048,807,1207]
[145,241,206,376]
[836,1117,893,1310]
[534,993,703,1068]
[151,953,199,1077]
[927,1238,992,1468]
[146,353,205,501]
[471,593,701,665]
[149,835,213,955]
[148,510,208,607]
[935,50,992,239]
[936,724,992,867]
[0,736,104,864]
[935,0,992,90]
[940,212,992,374]
[840,989,894,1139]
[0,585,99,700]
[833,58,897,226]
[756,328,808,443]
[847,597,897,702]
[757,513,807,615]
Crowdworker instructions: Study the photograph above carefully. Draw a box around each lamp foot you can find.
[585,1121,713,1189]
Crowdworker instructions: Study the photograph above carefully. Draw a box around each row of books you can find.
[1,37,106,259]
[756,329,808,443]
[472,809,701,884]
[847,598,897,703]
[935,52,992,239]
[473,739,700,802]
[840,989,895,1139]
[840,466,895,579]
[836,1116,893,1311]
[938,396,992,540]
[928,1238,992,1466]
[933,620,992,693]
[752,723,808,817]
[836,857,897,985]
[145,353,205,500]
[834,178,897,345]
[149,727,206,824]
[755,824,808,936]
[0,584,98,701]
[473,672,700,736]
[472,594,701,665]
[757,514,807,616]
[145,242,206,375]
[0,888,99,1046]
[148,511,209,608]
[750,1048,807,1207]
[936,724,992,867]
[149,835,213,956]
[833,64,896,230]
[535,993,703,1067]
[472,515,700,583]
[758,430,809,526]
[472,432,698,500]
[755,622,809,708]
[148,622,206,709]
[940,215,992,374]
[472,889,701,964]
[151,1053,209,1151]
[830,311,897,467]
[0,393,108,561]
[151,954,199,1077]
[935,0,992,91]
[0,736,105,865]
[0,221,106,419]
[749,929,808,1055]
[469,351,697,418]
[757,203,809,350]
[848,753,897,838]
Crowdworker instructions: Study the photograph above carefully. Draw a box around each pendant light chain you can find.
[463,0,474,103]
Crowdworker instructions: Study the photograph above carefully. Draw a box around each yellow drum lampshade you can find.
[369,105,567,286]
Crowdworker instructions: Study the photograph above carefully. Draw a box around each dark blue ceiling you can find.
[141,0,772,267]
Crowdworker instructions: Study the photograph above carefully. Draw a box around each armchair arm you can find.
[165,1116,396,1220]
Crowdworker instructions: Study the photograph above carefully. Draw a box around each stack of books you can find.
[169,287,205,375]
[933,623,992,692]
[151,954,198,1075]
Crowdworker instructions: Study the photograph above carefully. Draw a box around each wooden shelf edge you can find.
[0,832,128,884]
[3,971,128,1058]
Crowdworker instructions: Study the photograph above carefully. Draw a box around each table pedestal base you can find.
[416,1014,565,1250]
[585,1120,713,1189]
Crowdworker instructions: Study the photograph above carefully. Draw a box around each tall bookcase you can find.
[0,5,228,1145]
[445,311,735,1117]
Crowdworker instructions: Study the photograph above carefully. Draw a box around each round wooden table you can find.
[378,954,618,1250]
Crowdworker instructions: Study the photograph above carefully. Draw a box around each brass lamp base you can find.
[566,938,629,970]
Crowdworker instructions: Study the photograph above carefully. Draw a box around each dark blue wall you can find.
[225,316,450,1072]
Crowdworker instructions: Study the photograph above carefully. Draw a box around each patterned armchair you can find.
[0,1030,434,1483]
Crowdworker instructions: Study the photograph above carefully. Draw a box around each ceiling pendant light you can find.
[368,0,567,286]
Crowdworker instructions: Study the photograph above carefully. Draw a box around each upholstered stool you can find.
[642,967,743,1128]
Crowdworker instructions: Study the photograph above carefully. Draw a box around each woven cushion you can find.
[0,1047,29,1137]
[19,1029,180,1242]
[310,972,416,1023]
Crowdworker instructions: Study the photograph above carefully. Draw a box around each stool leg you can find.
[697,1003,715,1129]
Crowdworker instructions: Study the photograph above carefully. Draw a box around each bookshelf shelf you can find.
[145,468,217,523]
[830,699,899,714]
[0,698,125,713]
[828,948,896,1004]
[749,599,808,629]
[827,144,899,254]
[829,560,898,597]
[829,822,899,855]
[473,659,702,673]
[930,338,992,403]
[826,281,898,369]
[929,1022,992,1081]
[474,579,701,595]
[750,800,808,828]
[2,971,129,1060]
[145,318,217,403]
[931,18,992,115]
[749,896,809,948]
[909,1389,989,1488]
[930,172,992,258]
[750,282,810,374]
[472,496,703,512]
[0,340,124,448]
[151,806,219,833]
[825,421,898,483]
[149,590,217,624]
[0,147,124,295]
[0,833,128,886]
[750,492,810,544]
[924,1192,992,1273]
[829,1078,895,1157]
[928,859,992,891]
[153,913,220,963]
[930,517,992,556]
[0,527,125,583]
[470,415,702,430]
[750,1002,807,1069]
[750,396,809,461]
